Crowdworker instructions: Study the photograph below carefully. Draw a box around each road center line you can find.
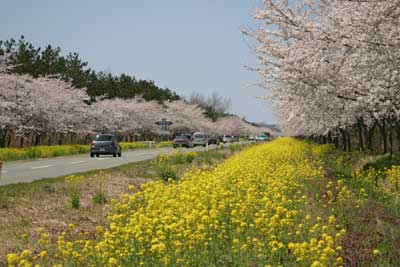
[31,165,53,170]
[70,161,86,164]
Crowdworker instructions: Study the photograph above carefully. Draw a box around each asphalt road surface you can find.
[0,145,224,186]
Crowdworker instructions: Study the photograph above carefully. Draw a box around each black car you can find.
[207,136,220,145]
[90,134,122,157]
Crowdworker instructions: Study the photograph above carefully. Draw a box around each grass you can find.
[0,141,172,162]
[0,145,246,264]
[362,153,400,171]
[324,149,400,266]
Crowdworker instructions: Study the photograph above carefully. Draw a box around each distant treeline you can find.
[0,36,180,102]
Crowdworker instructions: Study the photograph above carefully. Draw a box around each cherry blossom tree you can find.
[0,72,269,146]
[90,98,162,137]
[164,100,213,134]
[0,73,91,146]
[249,0,400,152]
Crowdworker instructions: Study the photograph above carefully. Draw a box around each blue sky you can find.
[1,0,276,123]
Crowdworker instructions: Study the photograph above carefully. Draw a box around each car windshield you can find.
[175,135,188,140]
[95,135,113,141]
[194,134,204,138]
[225,135,231,138]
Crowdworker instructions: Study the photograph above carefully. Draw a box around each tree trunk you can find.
[0,129,7,148]
[334,135,339,149]
[34,134,40,146]
[341,130,347,151]
[377,120,387,154]
[58,133,63,145]
[389,121,393,161]
[366,122,377,152]
[327,132,332,144]
[357,119,364,151]
[347,131,352,151]
[395,121,400,153]
[6,131,12,147]
[19,137,24,148]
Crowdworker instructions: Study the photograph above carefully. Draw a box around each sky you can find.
[0,0,276,124]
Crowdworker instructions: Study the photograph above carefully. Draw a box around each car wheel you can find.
[96,154,100,158]
[90,153,94,158]
[113,153,117,157]
[118,152,122,157]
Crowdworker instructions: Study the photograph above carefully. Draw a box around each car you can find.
[248,135,256,141]
[173,134,194,148]
[258,134,269,141]
[232,135,239,142]
[193,132,207,147]
[90,134,121,158]
[222,135,232,143]
[207,136,220,145]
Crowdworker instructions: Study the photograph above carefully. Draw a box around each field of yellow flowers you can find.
[6,138,398,266]
[0,141,171,161]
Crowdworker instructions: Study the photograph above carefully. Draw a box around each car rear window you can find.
[175,135,188,140]
[225,135,231,138]
[95,135,113,141]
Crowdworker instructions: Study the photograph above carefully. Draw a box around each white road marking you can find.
[97,158,108,161]
[1,170,8,173]
[31,165,53,170]
[70,161,86,165]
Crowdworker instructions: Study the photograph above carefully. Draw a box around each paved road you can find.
[0,145,221,186]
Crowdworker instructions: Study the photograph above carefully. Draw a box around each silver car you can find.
[222,135,232,143]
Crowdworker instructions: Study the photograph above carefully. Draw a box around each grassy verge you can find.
[315,145,400,266]
[0,141,171,162]
[0,145,246,264]
[4,139,346,267]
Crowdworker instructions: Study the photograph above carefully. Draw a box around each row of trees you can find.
[0,36,180,102]
[250,0,400,154]
[0,71,269,147]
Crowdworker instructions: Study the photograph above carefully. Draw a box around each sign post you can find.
[155,118,173,139]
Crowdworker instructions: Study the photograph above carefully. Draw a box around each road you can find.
[0,145,220,186]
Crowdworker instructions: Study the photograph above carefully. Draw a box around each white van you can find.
[193,132,207,147]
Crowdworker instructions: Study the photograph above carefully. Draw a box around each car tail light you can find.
[112,140,116,146]
[91,140,96,145]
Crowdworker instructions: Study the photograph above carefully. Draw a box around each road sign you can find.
[155,118,172,131]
